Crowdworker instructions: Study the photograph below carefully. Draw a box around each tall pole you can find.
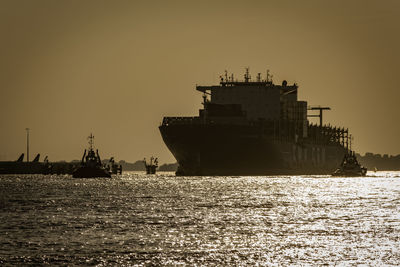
[26,128,29,162]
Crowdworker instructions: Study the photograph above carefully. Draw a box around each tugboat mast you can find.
[88,133,94,150]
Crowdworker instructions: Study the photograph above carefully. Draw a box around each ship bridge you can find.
[196,68,300,121]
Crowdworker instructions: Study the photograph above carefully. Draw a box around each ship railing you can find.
[162,116,252,126]
[307,123,349,147]
[162,117,201,126]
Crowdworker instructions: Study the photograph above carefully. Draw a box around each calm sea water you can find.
[0,172,399,266]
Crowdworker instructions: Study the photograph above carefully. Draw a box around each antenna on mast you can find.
[88,133,95,150]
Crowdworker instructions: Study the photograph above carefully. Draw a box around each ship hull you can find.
[72,166,111,178]
[159,124,346,176]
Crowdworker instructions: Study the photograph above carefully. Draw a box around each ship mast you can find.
[308,106,331,126]
[88,133,94,151]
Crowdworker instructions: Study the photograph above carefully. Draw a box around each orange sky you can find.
[0,0,399,163]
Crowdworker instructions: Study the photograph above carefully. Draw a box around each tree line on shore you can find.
[357,153,400,171]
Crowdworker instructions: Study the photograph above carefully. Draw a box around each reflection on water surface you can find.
[0,172,399,265]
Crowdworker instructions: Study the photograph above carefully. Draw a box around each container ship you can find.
[159,68,352,176]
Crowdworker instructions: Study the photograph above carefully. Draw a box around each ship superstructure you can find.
[160,68,353,176]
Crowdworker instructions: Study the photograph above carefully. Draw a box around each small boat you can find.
[72,134,111,178]
[107,157,122,174]
[143,156,158,174]
[332,150,367,177]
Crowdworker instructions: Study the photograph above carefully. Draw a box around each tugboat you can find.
[72,134,111,178]
[107,157,122,174]
[143,156,158,174]
[332,150,367,177]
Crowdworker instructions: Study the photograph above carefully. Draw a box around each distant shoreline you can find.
[4,153,397,172]
[49,153,399,172]
[357,153,400,171]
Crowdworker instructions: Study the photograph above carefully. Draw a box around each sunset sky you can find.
[0,0,399,163]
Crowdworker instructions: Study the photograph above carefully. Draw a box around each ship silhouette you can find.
[160,68,356,176]
[332,151,367,176]
[143,156,158,174]
[72,134,111,178]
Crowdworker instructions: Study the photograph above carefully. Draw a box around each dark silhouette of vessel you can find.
[332,151,367,176]
[159,68,356,176]
[72,134,111,178]
[143,157,158,174]
[107,157,122,174]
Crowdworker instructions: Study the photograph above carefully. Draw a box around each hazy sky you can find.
[1,0,399,163]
